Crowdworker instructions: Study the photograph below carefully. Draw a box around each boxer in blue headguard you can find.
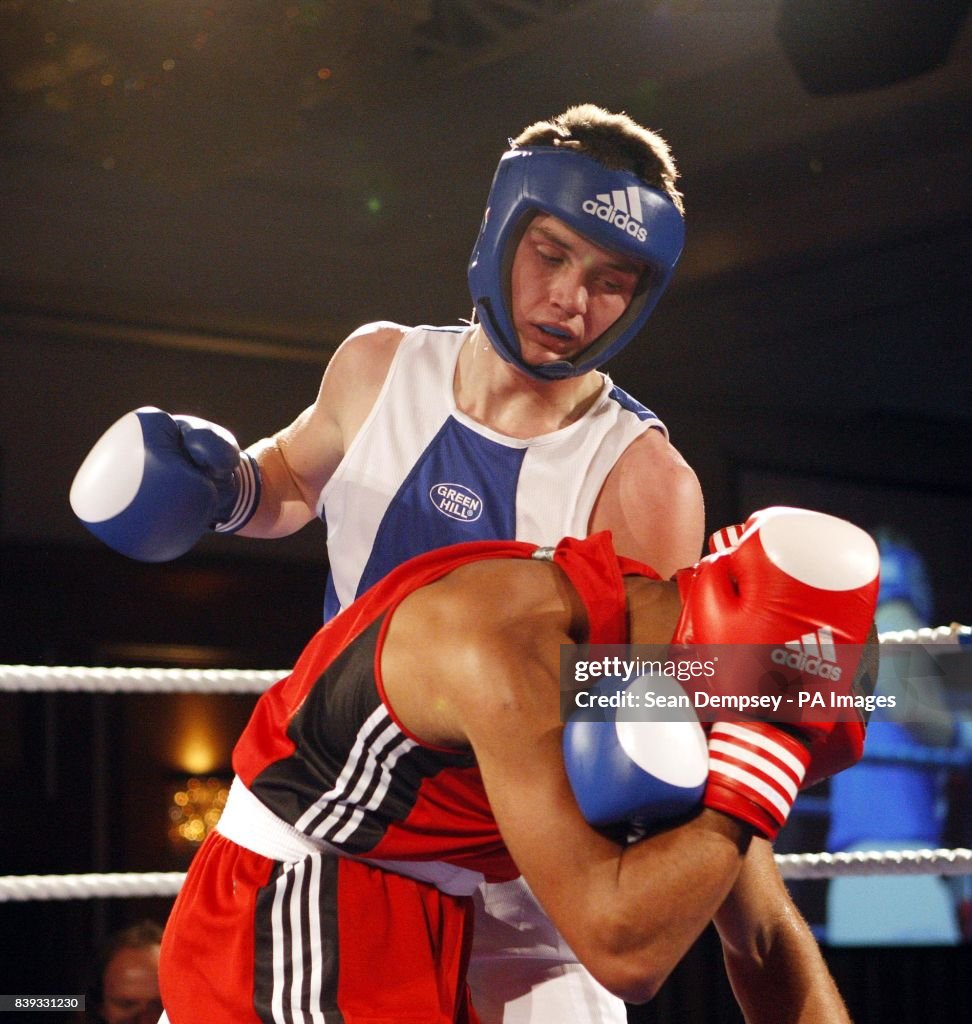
[468,141,684,380]
[73,106,714,1023]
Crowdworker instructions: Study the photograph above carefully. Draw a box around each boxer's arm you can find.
[461,641,750,1004]
[590,429,705,577]
[714,841,851,1024]
[237,322,406,537]
[381,561,752,1004]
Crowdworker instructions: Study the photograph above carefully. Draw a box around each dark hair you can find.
[512,104,684,214]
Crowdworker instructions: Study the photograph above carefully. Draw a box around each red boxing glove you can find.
[674,507,879,839]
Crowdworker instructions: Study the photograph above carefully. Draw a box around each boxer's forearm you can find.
[721,922,850,1024]
[715,843,850,1024]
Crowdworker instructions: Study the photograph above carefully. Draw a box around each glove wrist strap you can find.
[704,721,809,840]
[213,452,262,534]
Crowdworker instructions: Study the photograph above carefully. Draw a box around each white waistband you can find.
[217,777,324,861]
[216,777,486,897]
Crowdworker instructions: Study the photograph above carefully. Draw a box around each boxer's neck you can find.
[453,325,603,439]
[623,576,683,646]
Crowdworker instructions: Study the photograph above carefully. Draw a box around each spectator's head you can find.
[93,920,163,1024]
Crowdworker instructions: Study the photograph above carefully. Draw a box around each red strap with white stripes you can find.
[703,720,810,840]
[707,521,746,554]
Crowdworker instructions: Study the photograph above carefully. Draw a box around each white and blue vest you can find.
[319,324,665,619]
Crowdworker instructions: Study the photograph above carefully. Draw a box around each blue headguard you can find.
[876,531,934,623]
[467,146,685,380]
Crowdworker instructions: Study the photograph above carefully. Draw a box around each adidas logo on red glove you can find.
[674,507,880,839]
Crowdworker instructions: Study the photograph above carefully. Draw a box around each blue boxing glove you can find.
[564,673,708,830]
[69,407,261,562]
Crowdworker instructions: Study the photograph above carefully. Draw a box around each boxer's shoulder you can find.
[316,322,410,446]
[328,321,410,384]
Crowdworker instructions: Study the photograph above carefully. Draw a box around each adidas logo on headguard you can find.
[771,626,843,680]
[582,187,648,242]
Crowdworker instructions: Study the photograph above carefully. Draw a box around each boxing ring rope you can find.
[1,624,969,902]
[1,622,962,696]
[1,625,967,695]
[2,848,972,903]
[0,664,278,694]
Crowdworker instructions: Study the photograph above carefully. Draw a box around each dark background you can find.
[1,2,971,1020]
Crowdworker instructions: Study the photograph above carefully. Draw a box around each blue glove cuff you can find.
[213,451,261,533]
